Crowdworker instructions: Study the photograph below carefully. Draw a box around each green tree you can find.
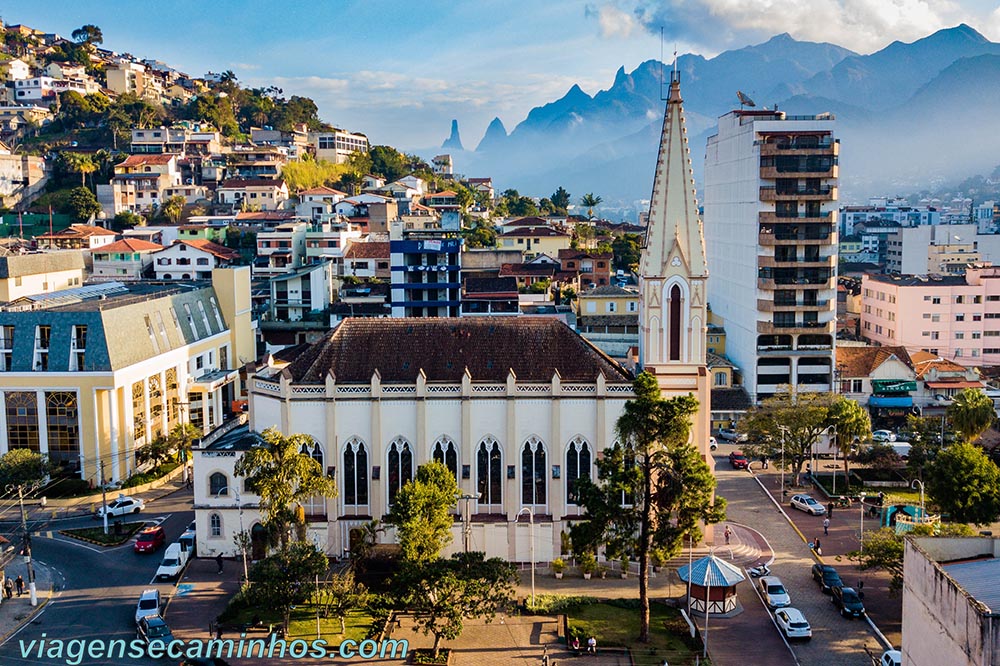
[740,389,838,484]
[387,461,460,562]
[368,145,408,182]
[66,186,102,223]
[159,195,186,224]
[396,553,517,658]
[460,220,497,248]
[71,24,103,46]
[904,415,945,480]
[926,442,1000,525]
[0,449,51,488]
[112,210,144,231]
[612,233,642,273]
[137,435,174,468]
[550,186,571,214]
[571,372,724,643]
[580,192,603,218]
[167,422,201,464]
[61,153,97,188]
[235,428,338,550]
[852,523,975,592]
[827,396,872,476]
[246,541,329,633]
[318,570,369,634]
[946,388,995,444]
[454,185,473,212]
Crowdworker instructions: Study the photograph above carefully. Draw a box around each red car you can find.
[134,526,166,553]
[729,451,749,469]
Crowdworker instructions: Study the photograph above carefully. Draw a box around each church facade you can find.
[191,73,714,560]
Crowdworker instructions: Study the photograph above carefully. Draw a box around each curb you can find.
[0,584,52,645]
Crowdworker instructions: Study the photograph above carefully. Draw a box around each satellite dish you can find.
[737,90,756,108]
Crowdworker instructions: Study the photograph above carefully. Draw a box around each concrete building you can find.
[254,221,307,277]
[90,238,161,281]
[0,251,85,302]
[704,107,839,400]
[389,214,462,317]
[499,226,573,260]
[130,125,221,155]
[885,224,1000,275]
[0,145,47,208]
[295,186,348,220]
[308,129,369,164]
[151,240,239,281]
[217,179,289,212]
[460,276,519,316]
[106,60,147,97]
[35,224,117,251]
[903,536,1000,666]
[269,261,333,322]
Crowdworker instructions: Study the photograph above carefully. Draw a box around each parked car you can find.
[890,442,912,459]
[880,650,902,666]
[729,451,749,469]
[774,607,812,640]
[155,543,185,580]
[872,430,896,442]
[709,437,718,451]
[136,615,175,646]
[96,496,145,519]
[134,588,161,625]
[718,428,747,442]
[831,585,866,618]
[133,526,166,554]
[811,563,843,593]
[790,494,826,515]
[759,576,791,608]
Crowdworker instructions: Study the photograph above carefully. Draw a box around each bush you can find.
[525,594,597,614]
[41,477,93,498]
[121,462,179,489]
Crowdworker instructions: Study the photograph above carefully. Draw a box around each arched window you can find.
[432,437,459,480]
[343,438,369,506]
[210,512,222,537]
[669,284,682,361]
[476,437,502,506]
[565,436,591,505]
[300,440,325,518]
[209,472,228,496]
[521,436,546,505]
[386,437,413,505]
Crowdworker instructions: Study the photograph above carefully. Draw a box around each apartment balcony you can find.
[758,211,835,224]
[760,165,838,180]
[759,141,838,157]
[760,186,837,202]
[758,255,836,269]
[758,277,836,291]
[757,320,835,335]
[759,231,838,246]
[757,299,831,312]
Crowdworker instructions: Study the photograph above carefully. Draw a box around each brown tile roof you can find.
[219,178,286,189]
[910,351,970,379]
[428,190,457,197]
[92,238,162,253]
[507,217,549,227]
[836,345,913,378]
[499,263,557,277]
[299,186,347,196]
[169,239,238,260]
[281,318,632,384]
[711,388,753,411]
[501,227,571,238]
[558,248,613,260]
[582,285,636,297]
[344,241,390,260]
[463,277,517,295]
[36,224,117,240]
[236,210,297,221]
[117,154,177,167]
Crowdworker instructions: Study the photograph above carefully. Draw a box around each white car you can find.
[95,496,145,519]
[709,437,718,451]
[759,576,791,608]
[774,607,812,640]
[872,430,896,442]
[880,650,902,666]
[790,494,826,515]
[155,543,185,580]
[718,428,747,442]
[134,588,161,625]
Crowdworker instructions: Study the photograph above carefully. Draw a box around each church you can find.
[191,72,713,562]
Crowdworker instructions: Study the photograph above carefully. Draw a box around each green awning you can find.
[871,379,917,393]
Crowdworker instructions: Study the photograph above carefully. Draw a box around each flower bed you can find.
[59,521,146,546]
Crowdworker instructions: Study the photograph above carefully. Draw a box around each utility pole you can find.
[16,485,37,607]
[459,494,476,554]
[101,461,109,535]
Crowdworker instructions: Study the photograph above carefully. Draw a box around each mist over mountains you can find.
[431,24,1000,211]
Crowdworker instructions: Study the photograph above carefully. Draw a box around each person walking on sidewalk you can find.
[724,526,732,545]
[216,553,224,574]
[15,575,24,596]
[3,577,12,599]
[814,538,822,556]
[823,517,830,535]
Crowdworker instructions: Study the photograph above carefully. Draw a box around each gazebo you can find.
[677,554,745,614]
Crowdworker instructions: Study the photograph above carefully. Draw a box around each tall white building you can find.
[704,109,839,400]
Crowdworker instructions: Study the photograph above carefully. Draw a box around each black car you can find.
[811,563,843,593]
[831,585,866,618]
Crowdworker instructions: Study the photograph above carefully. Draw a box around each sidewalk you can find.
[165,556,242,643]
[0,558,56,643]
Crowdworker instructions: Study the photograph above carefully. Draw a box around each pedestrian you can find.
[216,553,224,574]
[823,517,830,535]
[828,502,834,518]
[587,636,597,654]
[763,457,769,470]
[814,538,822,556]
[3,577,11,599]
[724,526,732,545]
[15,575,24,596]
[858,579,864,591]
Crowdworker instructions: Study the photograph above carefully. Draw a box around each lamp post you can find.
[777,425,789,493]
[518,507,535,608]
[216,486,248,583]
[458,494,477,554]
[911,479,925,517]
[10,484,38,607]
[859,492,867,554]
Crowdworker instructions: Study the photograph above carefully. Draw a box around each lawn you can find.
[567,600,701,665]
[60,521,145,546]
[224,604,373,648]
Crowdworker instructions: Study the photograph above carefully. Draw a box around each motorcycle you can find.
[748,563,771,578]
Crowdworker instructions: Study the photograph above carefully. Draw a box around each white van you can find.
[155,543,185,580]
[178,530,196,559]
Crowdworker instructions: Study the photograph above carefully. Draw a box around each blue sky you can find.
[9,1,1000,149]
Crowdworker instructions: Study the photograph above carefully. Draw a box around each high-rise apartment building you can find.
[704,110,839,400]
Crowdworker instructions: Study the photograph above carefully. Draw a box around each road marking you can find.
[175,583,194,597]
[746,567,803,666]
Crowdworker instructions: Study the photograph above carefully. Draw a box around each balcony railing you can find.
[759,141,838,157]
[758,277,835,290]
[757,299,831,312]
[758,255,836,269]
[759,231,838,246]
[760,186,837,201]
[759,212,834,222]
[757,320,834,335]
[760,165,838,180]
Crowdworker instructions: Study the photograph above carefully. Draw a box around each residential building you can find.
[835,344,919,421]
[102,154,182,215]
[217,179,289,211]
[303,221,363,270]
[130,125,221,155]
[704,106,839,400]
[425,190,459,213]
[151,240,239,280]
[13,76,56,102]
[431,154,453,176]
[885,224,1000,275]
[577,284,638,316]
[3,59,31,82]
[460,248,523,281]
[0,251,85,302]
[254,221,307,276]
[0,105,53,141]
[0,268,253,482]
[460,276,519,316]
[467,177,494,201]
[861,267,1000,364]
[500,226,572,259]
[35,224,117,251]
[342,240,391,280]
[389,216,462,317]
[91,238,162,281]
[903,536,1000,666]
[308,129,369,164]
[0,144,47,207]
[706,323,727,356]
[224,145,287,180]
[840,198,939,236]
[499,216,552,234]
[106,60,147,97]
[710,383,753,434]
[269,261,333,322]
[296,186,348,220]
[334,195,398,234]
[558,249,613,287]
[911,350,984,400]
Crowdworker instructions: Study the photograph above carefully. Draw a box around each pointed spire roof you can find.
[640,71,708,279]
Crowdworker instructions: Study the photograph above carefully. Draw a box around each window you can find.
[973,332,982,339]
[386,437,413,505]
[932,297,941,304]
[299,439,326,517]
[955,349,963,357]
[627,301,637,312]
[669,285,682,361]
[521,437,546,506]
[974,314,982,322]
[931,315,940,323]
[209,472,228,496]
[715,372,728,386]
[956,295,965,304]
[565,437,591,505]
[33,325,50,371]
[931,332,939,340]
[477,437,502,507]
[432,437,459,480]
[956,314,965,322]
[6,392,39,451]
[210,513,222,537]
[955,332,965,340]
[343,438,369,506]
[148,374,163,436]
[132,381,146,442]
[975,295,983,304]
[607,302,617,313]
[0,325,13,371]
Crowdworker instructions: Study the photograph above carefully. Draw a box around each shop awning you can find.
[925,381,983,389]
[188,369,239,392]
[868,396,913,408]
[871,379,917,393]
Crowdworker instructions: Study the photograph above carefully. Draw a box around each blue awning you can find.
[868,396,913,408]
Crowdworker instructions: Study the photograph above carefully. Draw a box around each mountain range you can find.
[435,24,1000,212]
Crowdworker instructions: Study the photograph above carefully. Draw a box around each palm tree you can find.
[827,396,871,477]
[947,388,996,444]
[63,153,97,188]
[580,192,603,218]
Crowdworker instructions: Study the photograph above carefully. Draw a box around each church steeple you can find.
[638,70,709,368]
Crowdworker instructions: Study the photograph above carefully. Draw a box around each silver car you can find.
[775,608,812,640]
[759,576,791,608]
[790,494,826,515]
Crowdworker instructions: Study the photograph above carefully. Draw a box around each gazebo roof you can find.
[677,555,746,587]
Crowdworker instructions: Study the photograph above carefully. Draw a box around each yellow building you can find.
[577,284,639,315]
[0,251,85,302]
[499,226,572,259]
[0,267,254,483]
[707,323,726,356]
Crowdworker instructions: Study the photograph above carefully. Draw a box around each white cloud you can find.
[230,62,261,71]
[597,4,641,38]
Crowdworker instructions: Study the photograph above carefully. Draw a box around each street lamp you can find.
[777,425,790,494]
[859,492,867,555]
[518,507,535,608]
[911,479,925,517]
[9,483,38,606]
[458,494,477,554]
[216,486,248,583]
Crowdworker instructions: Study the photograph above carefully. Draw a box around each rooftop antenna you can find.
[659,27,667,101]
[737,90,756,109]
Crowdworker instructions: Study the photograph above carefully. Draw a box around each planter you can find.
[555,572,564,579]
[620,573,628,579]
[583,572,592,580]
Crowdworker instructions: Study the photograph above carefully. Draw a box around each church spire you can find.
[640,70,707,280]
